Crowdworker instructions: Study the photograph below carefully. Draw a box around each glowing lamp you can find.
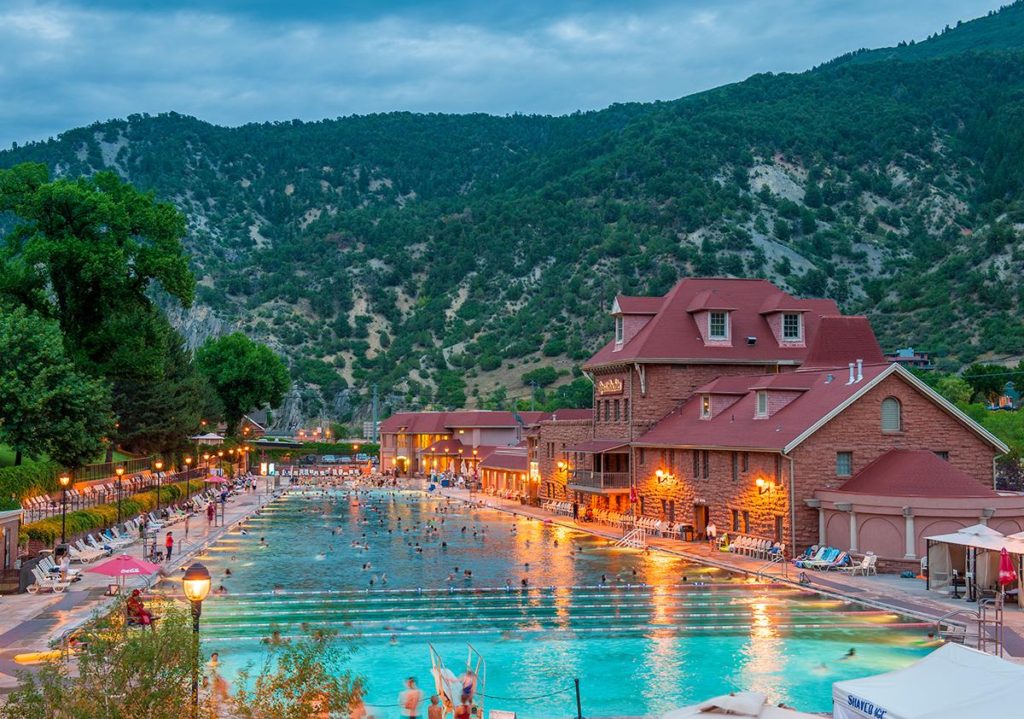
[115,466,125,478]
[182,563,212,603]
[154,460,164,471]
[58,474,71,488]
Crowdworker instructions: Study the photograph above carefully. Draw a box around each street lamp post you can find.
[184,456,193,501]
[115,465,125,524]
[154,460,164,511]
[58,473,71,545]
[182,562,212,718]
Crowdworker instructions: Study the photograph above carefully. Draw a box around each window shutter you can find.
[881,398,901,431]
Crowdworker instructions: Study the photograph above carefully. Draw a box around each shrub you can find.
[0,461,61,503]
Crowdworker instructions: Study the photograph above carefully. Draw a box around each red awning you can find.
[565,440,629,453]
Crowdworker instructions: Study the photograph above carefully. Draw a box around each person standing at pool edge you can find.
[399,677,423,719]
[165,531,174,561]
[706,520,717,546]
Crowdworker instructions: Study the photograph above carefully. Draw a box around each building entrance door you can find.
[694,504,710,539]
[667,500,675,525]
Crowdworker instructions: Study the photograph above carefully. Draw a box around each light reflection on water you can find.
[194,490,934,718]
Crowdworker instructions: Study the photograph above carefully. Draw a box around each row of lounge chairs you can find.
[722,535,785,560]
[488,488,525,500]
[21,473,168,519]
[793,545,878,575]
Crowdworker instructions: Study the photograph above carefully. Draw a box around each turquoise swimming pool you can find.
[194,490,936,717]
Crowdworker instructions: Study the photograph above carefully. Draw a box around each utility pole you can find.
[371,384,379,443]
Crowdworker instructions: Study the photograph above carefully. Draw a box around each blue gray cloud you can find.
[0,0,1006,147]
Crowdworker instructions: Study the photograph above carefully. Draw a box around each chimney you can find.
[847,363,855,385]
[856,359,863,383]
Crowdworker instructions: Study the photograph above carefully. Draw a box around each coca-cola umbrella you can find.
[204,476,228,484]
[998,547,1018,589]
[85,553,163,591]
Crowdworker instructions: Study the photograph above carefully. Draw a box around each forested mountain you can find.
[3,1,1024,420]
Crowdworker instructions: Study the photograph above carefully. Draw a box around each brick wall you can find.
[536,419,593,500]
[629,364,778,435]
[633,447,791,541]
[788,372,1000,549]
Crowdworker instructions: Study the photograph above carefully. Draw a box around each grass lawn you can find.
[0,445,135,469]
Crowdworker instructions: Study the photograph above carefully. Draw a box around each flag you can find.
[629,484,638,504]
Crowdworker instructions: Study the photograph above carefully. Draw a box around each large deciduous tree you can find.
[0,163,208,453]
[196,333,290,435]
[0,306,113,468]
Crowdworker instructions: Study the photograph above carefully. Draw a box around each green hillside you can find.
[3,2,1024,418]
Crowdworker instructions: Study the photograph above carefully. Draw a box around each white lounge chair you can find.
[28,567,71,593]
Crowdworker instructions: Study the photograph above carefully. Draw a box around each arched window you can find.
[881,397,902,432]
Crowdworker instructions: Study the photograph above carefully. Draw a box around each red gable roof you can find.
[837,449,998,498]
[614,296,662,314]
[586,278,851,369]
[635,363,893,450]
[802,316,885,369]
[480,449,529,472]
[379,411,546,434]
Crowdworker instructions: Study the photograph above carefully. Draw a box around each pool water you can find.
[194,490,936,717]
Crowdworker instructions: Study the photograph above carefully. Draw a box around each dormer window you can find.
[709,311,729,340]
[615,316,624,344]
[755,391,768,418]
[700,395,711,419]
[782,313,802,341]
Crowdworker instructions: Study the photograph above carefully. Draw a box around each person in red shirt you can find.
[207,502,215,525]
[164,531,174,561]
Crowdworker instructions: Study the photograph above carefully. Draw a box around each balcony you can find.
[568,470,631,492]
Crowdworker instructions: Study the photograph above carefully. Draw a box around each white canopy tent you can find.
[833,643,1024,719]
[660,692,821,719]
[924,524,1024,604]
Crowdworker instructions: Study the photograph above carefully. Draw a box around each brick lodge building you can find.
[534,278,1015,562]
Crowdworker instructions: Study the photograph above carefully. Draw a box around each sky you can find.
[0,0,1008,148]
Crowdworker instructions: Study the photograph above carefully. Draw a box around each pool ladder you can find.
[935,596,1004,656]
[615,527,647,549]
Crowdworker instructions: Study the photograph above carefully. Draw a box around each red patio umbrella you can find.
[998,547,1018,588]
[204,475,227,484]
[85,553,162,577]
[85,553,163,592]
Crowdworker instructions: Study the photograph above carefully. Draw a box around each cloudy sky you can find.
[0,0,1005,147]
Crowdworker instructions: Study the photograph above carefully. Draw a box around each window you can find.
[782,312,802,340]
[639,447,646,465]
[709,311,728,340]
[742,510,750,534]
[934,451,949,461]
[693,451,700,478]
[756,391,768,417]
[603,400,610,422]
[700,394,712,419]
[732,509,740,532]
[615,316,624,344]
[668,449,675,467]
[881,397,902,432]
[702,450,710,479]
[742,452,749,472]
[731,452,739,481]
[775,516,784,543]
[613,399,620,422]
[836,451,853,477]
[639,496,646,516]
[623,398,629,421]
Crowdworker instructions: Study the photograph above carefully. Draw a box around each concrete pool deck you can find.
[0,488,273,689]
[437,486,1024,661]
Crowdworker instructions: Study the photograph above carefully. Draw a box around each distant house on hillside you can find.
[885,347,933,370]
[986,381,1020,411]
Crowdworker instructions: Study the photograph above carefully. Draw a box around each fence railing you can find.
[569,470,631,489]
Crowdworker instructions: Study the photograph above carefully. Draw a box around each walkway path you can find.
[440,487,1024,660]
[0,487,275,690]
